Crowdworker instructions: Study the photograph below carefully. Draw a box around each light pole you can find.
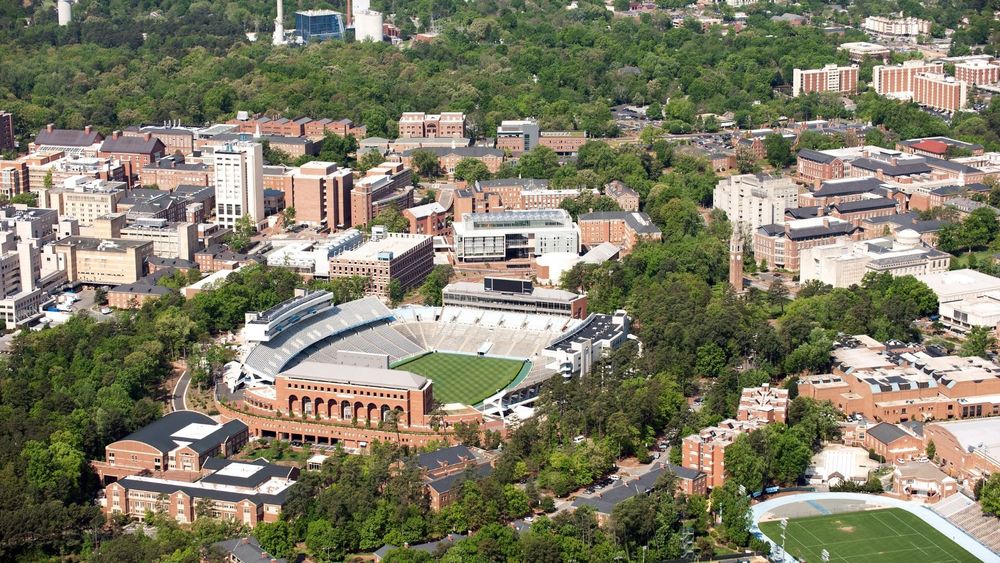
[780,518,788,562]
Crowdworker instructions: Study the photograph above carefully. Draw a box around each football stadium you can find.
[228,283,631,420]
[752,493,998,563]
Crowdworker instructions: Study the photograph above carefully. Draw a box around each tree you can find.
[711,481,752,546]
[961,326,995,357]
[410,149,440,178]
[388,279,405,306]
[724,434,765,494]
[281,206,296,231]
[43,169,53,189]
[767,279,790,313]
[369,207,409,233]
[453,158,491,183]
[11,192,37,205]
[517,146,559,179]
[226,215,256,252]
[980,473,1000,516]
[736,146,758,174]
[419,265,453,306]
[926,440,936,461]
[254,521,294,560]
[358,150,385,172]
[764,133,794,169]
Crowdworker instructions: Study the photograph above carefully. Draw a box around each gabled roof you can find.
[426,463,493,494]
[786,206,820,220]
[850,158,932,177]
[798,148,840,164]
[35,127,104,147]
[832,197,896,213]
[213,537,288,563]
[100,135,166,155]
[416,445,474,471]
[867,422,909,445]
[813,177,884,197]
[111,411,248,456]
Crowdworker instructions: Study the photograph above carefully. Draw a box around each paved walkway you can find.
[750,492,1000,563]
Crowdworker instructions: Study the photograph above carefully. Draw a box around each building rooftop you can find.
[111,411,248,457]
[932,418,1000,468]
[54,236,151,253]
[213,537,287,563]
[100,135,164,155]
[444,280,582,303]
[34,127,103,148]
[404,202,446,219]
[416,445,475,471]
[335,233,430,262]
[280,361,428,391]
[916,269,1000,301]
[798,148,841,164]
[867,422,909,445]
[578,211,661,235]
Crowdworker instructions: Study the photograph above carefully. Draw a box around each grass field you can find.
[758,508,980,563]
[393,353,526,405]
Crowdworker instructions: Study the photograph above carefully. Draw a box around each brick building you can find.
[327,231,433,296]
[792,64,859,97]
[954,59,1000,86]
[538,131,587,155]
[796,149,845,184]
[397,112,466,138]
[289,161,354,228]
[913,73,969,113]
[604,180,640,211]
[350,162,413,228]
[44,236,153,285]
[402,202,449,237]
[736,384,789,424]
[97,131,166,183]
[754,216,858,272]
[453,178,555,216]
[144,156,213,190]
[872,61,944,96]
[92,410,249,483]
[123,126,195,156]
[400,146,505,177]
[864,422,923,461]
[577,211,662,255]
[681,419,763,488]
[32,124,103,153]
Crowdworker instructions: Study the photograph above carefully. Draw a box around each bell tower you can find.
[729,233,744,292]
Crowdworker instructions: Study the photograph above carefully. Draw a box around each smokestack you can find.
[272,0,286,46]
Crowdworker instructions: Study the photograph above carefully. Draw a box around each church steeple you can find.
[729,233,744,293]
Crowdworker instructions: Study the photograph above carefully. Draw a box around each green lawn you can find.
[759,508,979,563]
[393,353,525,406]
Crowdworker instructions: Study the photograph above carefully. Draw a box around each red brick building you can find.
[99,131,167,183]
[681,419,763,489]
[796,149,845,185]
[604,180,640,211]
[403,202,449,237]
[792,64,859,97]
[398,112,466,138]
[872,61,944,96]
[538,131,587,155]
[736,384,789,424]
[913,73,968,113]
[289,161,354,228]
[954,60,1000,86]
[578,211,662,255]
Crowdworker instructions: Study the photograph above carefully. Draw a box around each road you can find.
[171,370,190,412]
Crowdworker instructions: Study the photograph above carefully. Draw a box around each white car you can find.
[100,307,112,315]
[572,435,586,444]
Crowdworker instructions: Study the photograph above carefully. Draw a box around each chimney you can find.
[240,538,249,545]
[46,123,54,133]
[822,217,830,228]
[144,132,153,142]
[112,130,121,140]
[84,125,92,135]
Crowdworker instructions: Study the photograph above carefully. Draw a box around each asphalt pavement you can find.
[172,370,190,412]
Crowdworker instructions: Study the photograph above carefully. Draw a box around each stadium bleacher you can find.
[934,493,1000,553]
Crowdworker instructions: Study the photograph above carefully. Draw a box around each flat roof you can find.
[916,269,1000,300]
[932,418,1000,464]
[55,236,151,253]
[335,234,430,261]
[444,280,581,303]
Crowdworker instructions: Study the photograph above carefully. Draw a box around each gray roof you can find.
[832,197,896,213]
[813,177,884,197]
[850,158,932,177]
[200,457,297,488]
[867,422,908,445]
[416,445,474,471]
[798,148,839,164]
[100,135,166,155]
[924,156,981,175]
[787,206,820,220]
[375,533,467,560]
[35,127,103,147]
[570,462,686,514]
[112,411,248,457]
[787,221,855,241]
[213,537,288,563]
[147,256,198,269]
[477,178,549,190]
[282,361,428,390]
[109,283,173,296]
[426,463,493,494]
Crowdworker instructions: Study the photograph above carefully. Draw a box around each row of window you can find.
[288,383,404,400]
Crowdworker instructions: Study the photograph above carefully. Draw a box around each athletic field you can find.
[393,353,526,405]
[758,508,980,563]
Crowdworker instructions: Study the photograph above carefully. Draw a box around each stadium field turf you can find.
[393,353,526,405]
[758,507,979,563]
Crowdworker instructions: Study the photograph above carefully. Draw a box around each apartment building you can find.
[289,161,354,228]
[604,180,640,211]
[577,211,662,255]
[681,418,764,489]
[45,236,153,285]
[754,216,858,271]
[792,64,859,97]
[913,73,969,113]
[398,112,466,138]
[453,209,580,263]
[872,61,945,97]
[350,162,413,228]
[712,173,800,233]
[736,384,789,424]
[954,59,1000,85]
[0,111,13,153]
[327,231,433,296]
[863,15,931,39]
[213,142,264,228]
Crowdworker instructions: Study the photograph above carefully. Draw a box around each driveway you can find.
[172,370,190,412]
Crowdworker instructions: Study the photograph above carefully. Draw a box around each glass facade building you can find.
[295,10,345,42]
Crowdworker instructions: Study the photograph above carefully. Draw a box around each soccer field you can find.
[758,508,980,563]
[393,353,526,406]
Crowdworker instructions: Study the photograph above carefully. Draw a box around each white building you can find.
[799,229,951,288]
[213,142,264,229]
[916,269,1000,304]
[354,10,384,42]
[453,209,580,262]
[863,15,931,39]
[939,292,1000,333]
[713,174,799,233]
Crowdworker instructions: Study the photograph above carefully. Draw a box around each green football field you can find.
[758,508,980,563]
[392,353,526,406]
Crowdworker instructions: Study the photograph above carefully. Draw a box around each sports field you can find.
[758,508,980,563]
[393,353,526,405]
